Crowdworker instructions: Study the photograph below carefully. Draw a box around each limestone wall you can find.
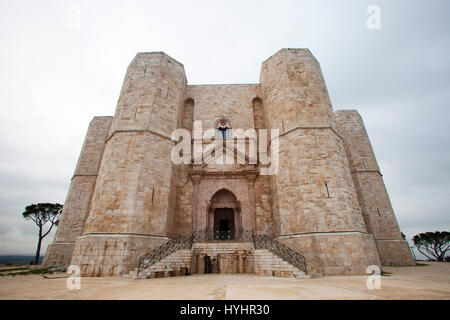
[277,232,381,275]
[186,84,261,131]
[70,52,187,276]
[260,49,366,236]
[173,85,263,237]
[254,175,274,235]
[71,234,169,276]
[172,98,195,236]
[260,49,336,131]
[83,131,174,234]
[173,165,194,236]
[260,49,381,274]
[43,116,112,266]
[334,110,415,266]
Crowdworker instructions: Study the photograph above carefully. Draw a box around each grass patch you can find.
[0,266,65,277]
[9,269,54,276]
[0,267,29,273]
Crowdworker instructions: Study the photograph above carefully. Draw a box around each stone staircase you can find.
[126,239,308,279]
[253,249,307,278]
[127,249,192,279]
[191,242,254,275]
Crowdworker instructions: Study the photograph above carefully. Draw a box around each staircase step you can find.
[136,237,307,279]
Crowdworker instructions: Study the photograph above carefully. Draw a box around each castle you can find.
[43,48,415,277]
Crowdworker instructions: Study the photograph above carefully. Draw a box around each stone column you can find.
[246,171,257,233]
[190,173,202,232]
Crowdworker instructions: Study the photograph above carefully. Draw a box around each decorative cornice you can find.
[188,169,258,180]
[190,171,202,184]
[105,129,172,144]
[78,232,171,239]
[277,125,343,141]
[276,231,370,238]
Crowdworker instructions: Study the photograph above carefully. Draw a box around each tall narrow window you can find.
[218,127,227,138]
[216,119,231,139]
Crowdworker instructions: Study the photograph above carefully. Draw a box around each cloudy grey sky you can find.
[0,0,449,259]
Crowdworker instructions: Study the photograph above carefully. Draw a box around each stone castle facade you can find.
[43,48,415,277]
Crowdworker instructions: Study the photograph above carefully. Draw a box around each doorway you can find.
[214,208,234,240]
[204,255,212,274]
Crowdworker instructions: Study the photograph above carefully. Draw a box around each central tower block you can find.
[70,52,187,276]
[260,49,381,274]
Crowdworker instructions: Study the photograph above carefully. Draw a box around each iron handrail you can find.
[137,235,193,276]
[192,230,254,242]
[253,234,307,274]
[136,231,307,276]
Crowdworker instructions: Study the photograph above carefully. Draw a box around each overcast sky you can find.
[0,0,448,260]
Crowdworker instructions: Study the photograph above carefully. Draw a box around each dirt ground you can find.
[0,261,449,300]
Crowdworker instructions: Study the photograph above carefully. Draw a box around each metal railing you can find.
[192,230,254,242]
[136,231,307,276]
[137,235,193,276]
[253,234,307,274]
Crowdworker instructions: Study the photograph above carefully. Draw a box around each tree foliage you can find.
[22,203,63,265]
[413,231,450,261]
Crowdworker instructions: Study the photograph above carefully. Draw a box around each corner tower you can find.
[334,110,415,266]
[70,52,187,276]
[43,116,113,266]
[260,49,381,274]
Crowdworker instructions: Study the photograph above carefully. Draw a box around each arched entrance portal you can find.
[208,189,241,239]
